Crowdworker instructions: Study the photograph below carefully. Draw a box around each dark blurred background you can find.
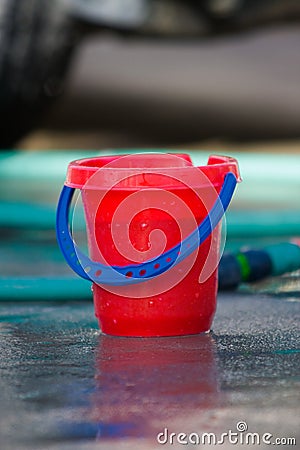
[0,0,300,150]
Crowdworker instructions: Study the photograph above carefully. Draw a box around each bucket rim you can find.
[65,153,241,189]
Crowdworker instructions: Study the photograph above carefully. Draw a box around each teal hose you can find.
[0,277,91,301]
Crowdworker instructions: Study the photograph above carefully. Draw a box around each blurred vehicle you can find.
[0,0,300,148]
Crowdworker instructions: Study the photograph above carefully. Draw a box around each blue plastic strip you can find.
[56,186,90,280]
[56,172,237,286]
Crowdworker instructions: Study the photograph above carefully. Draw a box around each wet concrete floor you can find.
[0,292,299,449]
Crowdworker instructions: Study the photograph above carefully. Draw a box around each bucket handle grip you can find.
[56,172,237,286]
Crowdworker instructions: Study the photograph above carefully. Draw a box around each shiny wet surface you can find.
[0,293,299,449]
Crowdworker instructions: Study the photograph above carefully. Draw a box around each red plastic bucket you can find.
[57,153,240,337]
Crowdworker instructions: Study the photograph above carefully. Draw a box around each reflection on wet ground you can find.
[0,293,299,449]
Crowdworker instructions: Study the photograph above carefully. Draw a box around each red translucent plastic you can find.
[66,153,240,337]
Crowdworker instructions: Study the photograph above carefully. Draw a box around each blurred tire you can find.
[0,0,76,148]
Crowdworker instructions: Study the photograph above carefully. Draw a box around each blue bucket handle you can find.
[56,172,237,286]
